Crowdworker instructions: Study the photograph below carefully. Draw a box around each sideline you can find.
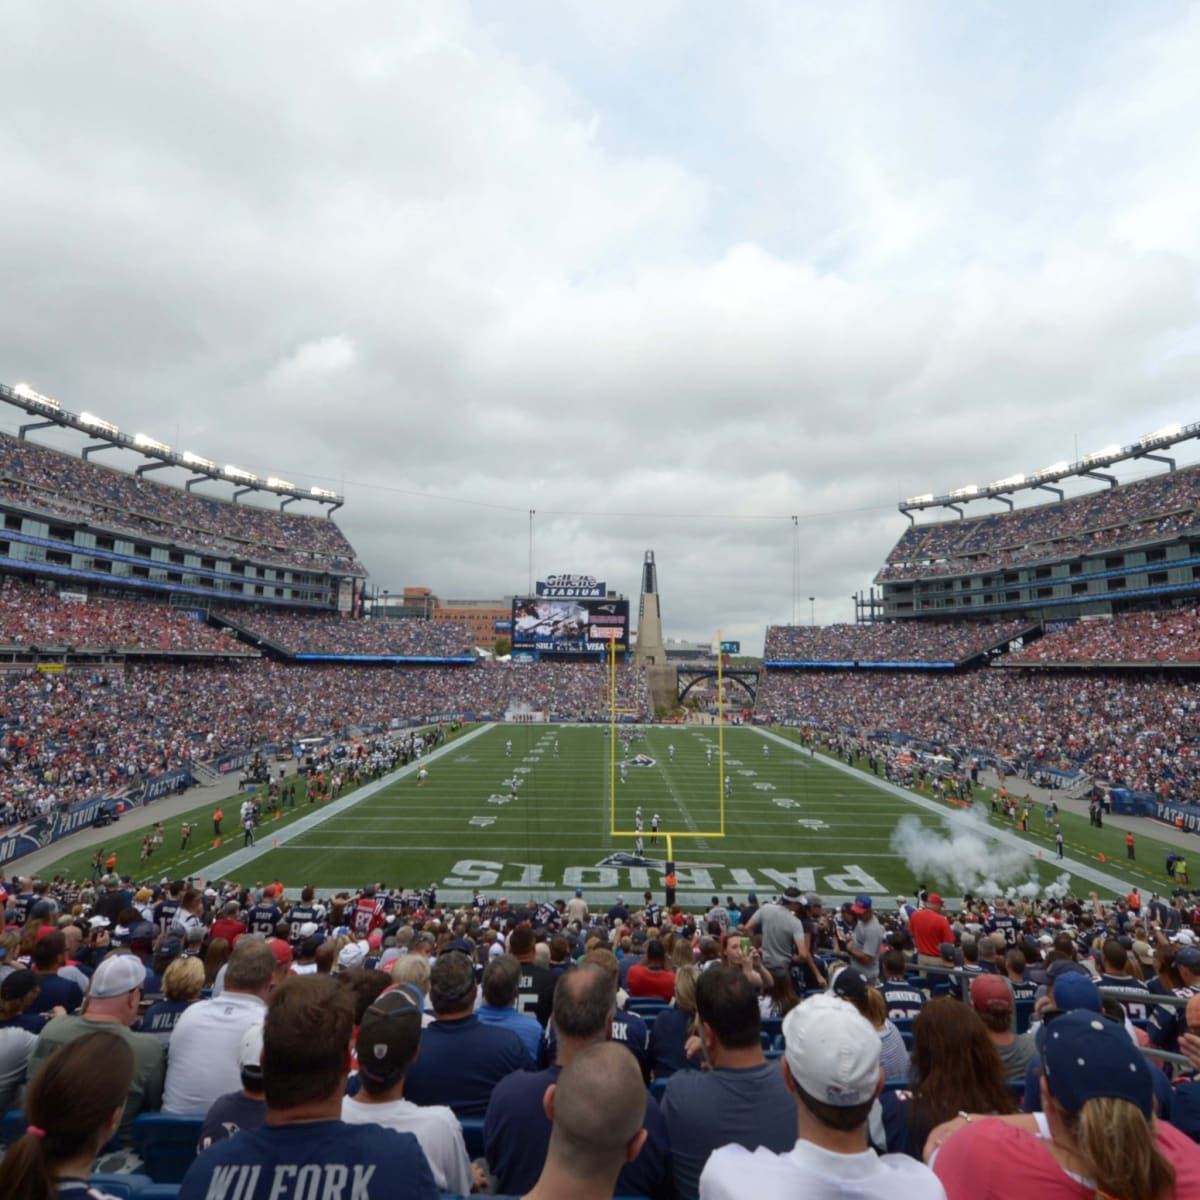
[197,724,495,881]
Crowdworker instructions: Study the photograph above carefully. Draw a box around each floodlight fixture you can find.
[223,464,257,482]
[266,476,295,491]
[78,411,119,435]
[310,486,338,499]
[990,473,1025,489]
[13,383,60,409]
[949,484,978,498]
[133,433,171,453]
[1140,423,1182,444]
[1082,444,1120,463]
[904,492,934,505]
[1035,461,1069,477]
[182,450,217,471]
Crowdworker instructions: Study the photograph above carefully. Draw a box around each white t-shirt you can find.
[700,1136,947,1200]
[341,1094,472,1193]
[162,990,266,1114]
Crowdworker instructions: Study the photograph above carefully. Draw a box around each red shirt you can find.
[210,917,247,946]
[909,907,953,957]
[626,963,676,1000]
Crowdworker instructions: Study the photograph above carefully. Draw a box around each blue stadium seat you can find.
[626,998,668,1016]
[138,1186,182,1200]
[883,1079,912,1092]
[131,1113,204,1184]
[88,1175,154,1199]
[458,1116,486,1159]
[761,1016,783,1040]
[1015,999,1035,1034]
[0,1109,25,1146]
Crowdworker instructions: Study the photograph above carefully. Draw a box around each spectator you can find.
[475,954,543,1063]
[163,938,280,1113]
[627,938,676,1001]
[831,966,909,1083]
[140,954,205,1045]
[649,963,701,1079]
[929,1010,1200,1198]
[402,950,532,1118]
[0,1030,135,1198]
[510,925,557,1027]
[27,953,164,1143]
[485,962,671,1200]
[28,931,84,1015]
[520,1042,650,1200]
[198,1022,267,1151]
[699,993,945,1198]
[341,985,474,1195]
[969,975,1035,1083]
[660,965,795,1200]
[876,997,1015,1158]
[178,975,437,1200]
[744,888,814,983]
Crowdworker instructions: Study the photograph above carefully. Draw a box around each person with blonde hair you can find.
[649,963,702,1078]
[140,955,205,1044]
[929,1010,1200,1198]
[389,954,434,1026]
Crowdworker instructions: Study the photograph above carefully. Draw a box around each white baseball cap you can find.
[783,992,881,1107]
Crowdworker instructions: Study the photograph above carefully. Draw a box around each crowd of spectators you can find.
[1007,608,1200,666]
[216,608,475,658]
[0,579,249,654]
[504,661,652,721]
[2,877,1199,1196]
[764,619,1028,663]
[0,432,365,575]
[755,666,1200,801]
[880,463,1200,582]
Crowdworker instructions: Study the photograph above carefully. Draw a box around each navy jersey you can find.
[247,902,282,935]
[1099,973,1152,1022]
[12,892,35,926]
[986,914,1021,947]
[153,898,181,936]
[878,979,926,1020]
[644,903,663,928]
[533,902,560,931]
[1010,978,1038,1002]
[286,904,322,940]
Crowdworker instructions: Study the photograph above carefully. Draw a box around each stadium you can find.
[0,377,1194,910]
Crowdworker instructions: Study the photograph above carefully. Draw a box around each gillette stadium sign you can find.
[536,574,606,598]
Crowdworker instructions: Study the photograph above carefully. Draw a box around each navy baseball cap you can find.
[1051,972,1102,1014]
[1041,1011,1152,1118]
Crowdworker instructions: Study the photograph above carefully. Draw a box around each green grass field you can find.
[42,724,1186,905]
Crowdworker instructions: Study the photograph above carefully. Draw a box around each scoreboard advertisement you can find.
[512,597,630,655]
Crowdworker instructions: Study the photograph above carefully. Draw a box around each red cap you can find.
[971,974,1014,1013]
[267,938,293,966]
[927,893,944,906]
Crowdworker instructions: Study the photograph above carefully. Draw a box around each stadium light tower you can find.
[809,596,815,626]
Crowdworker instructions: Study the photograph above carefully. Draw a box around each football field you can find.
[44,724,1179,906]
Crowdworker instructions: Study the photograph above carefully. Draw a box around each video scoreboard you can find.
[511,596,630,656]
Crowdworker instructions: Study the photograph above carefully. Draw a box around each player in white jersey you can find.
[505,738,512,757]
[762,744,769,758]
[651,813,661,844]
[668,744,675,760]
[706,746,713,765]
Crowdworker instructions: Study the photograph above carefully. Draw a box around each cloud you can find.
[1,3,1199,647]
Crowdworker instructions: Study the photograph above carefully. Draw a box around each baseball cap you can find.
[90,954,147,999]
[851,895,873,916]
[297,922,319,939]
[356,986,424,1087]
[1041,1011,1152,1119]
[1177,929,1197,946]
[337,942,367,971]
[156,936,183,964]
[783,993,881,1107]
[927,894,944,907]
[831,967,867,1000]
[0,969,39,1002]
[1131,939,1155,967]
[804,893,823,908]
[938,941,958,961]
[1046,959,1089,981]
[970,974,1014,1014]
[1177,945,1200,971]
[267,938,294,967]
[782,887,803,904]
[238,1022,264,1083]
[1051,972,1102,1014]
[128,921,156,946]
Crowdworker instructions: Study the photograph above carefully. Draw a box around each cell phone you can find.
[741,937,751,953]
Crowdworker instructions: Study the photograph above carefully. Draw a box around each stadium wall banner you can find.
[213,750,257,775]
[1155,798,1200,831]
[535,575,605,598]
[139,767,193,803]
[0,791,140,868]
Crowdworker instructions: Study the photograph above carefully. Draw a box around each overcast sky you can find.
[3,2,1200,652]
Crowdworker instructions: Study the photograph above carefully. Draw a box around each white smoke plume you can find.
[889,804,1040,900]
